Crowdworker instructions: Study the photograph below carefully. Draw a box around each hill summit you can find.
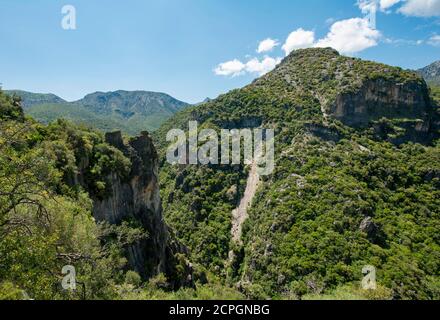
[158,48,437,146]
[254,48,433,129]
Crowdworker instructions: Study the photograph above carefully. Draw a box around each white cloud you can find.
[214,59,246,77]
[384,37,424,45]
[257,38,279,53]
[398,0,440,17]
[280,18,380,56]
[315,18,381,54]
[215,56,282,77]
[428,34,440,46]
[245,56,282,75]
[282,28,316,55]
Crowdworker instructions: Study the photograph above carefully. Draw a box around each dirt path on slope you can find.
[231,159,261,244]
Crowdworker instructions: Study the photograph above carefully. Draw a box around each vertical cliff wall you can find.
[92,131,167,278]
[74,130,192,287]
[330,78,433,127]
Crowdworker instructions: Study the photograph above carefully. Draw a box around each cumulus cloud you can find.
[314,18,381,54]
[282,28,316,55]
[214,59,246,77]
[245,56,282,75]
[278,18,380,56]
[398,0,440,17]
[257,38,279,53]
[214,56,282,77]
[215,7,387,78]
[428,34,440,46]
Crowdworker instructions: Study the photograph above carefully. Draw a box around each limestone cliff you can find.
[76,130,192,287]
[330,78,432,127]
[329,77,438,144]
[95,131,167,278]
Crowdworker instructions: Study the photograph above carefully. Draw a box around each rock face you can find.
[330,78,433,127]
[92,131,165,277]
[91,131,192,286]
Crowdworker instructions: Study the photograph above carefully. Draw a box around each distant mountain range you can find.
[418,60,440,86]
[5,90,189,135]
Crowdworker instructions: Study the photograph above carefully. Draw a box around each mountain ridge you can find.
[76,90,187,117]
[6,89,189,135]
[418,60,440,85]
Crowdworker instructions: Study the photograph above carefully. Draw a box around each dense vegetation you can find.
[25,103,128,135]
[1,48,439,300]
[0,89,240,300]
[431,85,440,105]
[155,48,440,300]
[241,137,440,299]
[0,91,122,299]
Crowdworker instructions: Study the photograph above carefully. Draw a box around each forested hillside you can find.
[0,89,240,300]
[155,48,440,300]
[431,85,440,104]
[0,90,127,299]
[1,48,439,300]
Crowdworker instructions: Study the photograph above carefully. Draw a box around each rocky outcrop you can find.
[85,130,192,287]
[329,78,432,127]
[93,131,165,278]
[325,77,439,144]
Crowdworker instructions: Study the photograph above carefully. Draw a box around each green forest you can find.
[155,49,440,300]
[1,48,439,300]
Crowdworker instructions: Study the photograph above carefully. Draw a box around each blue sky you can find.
[0,0,439,103]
